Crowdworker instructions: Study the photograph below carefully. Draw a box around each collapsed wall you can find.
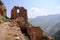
[11,6,28,23]
[11,6,28,33]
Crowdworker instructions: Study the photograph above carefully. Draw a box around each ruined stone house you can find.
[11,6,28,33]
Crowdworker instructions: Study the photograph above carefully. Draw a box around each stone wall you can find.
[11,6,28,23]
[27,25,43,40]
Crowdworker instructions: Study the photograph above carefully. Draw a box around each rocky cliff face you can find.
[0,0,6,17]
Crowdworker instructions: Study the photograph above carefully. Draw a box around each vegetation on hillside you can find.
[0,16,9,22]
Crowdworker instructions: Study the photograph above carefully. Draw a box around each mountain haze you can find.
[28,14,60,34]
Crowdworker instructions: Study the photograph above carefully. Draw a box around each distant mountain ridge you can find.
[52,30,60,40]
[28,14,60,34]
[48,22,60,35]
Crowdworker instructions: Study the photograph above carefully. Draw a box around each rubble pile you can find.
[0,21,25,40]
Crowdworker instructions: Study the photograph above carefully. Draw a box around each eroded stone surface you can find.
[0,0,6,17]
[0,21,25,40]
[27,26,43,40]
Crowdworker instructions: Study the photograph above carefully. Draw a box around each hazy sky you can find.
[2,0,60,18]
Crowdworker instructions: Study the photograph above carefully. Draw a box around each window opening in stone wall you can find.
[17,9,20,13]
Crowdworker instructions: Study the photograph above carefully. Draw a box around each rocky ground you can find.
[0,18,26,40]
[0,16,54,40]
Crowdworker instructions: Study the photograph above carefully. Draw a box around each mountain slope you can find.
[28,14,60,33]
[48,22,60,35]
[52,30,60,40]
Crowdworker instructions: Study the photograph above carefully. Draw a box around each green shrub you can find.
[25,35,29,40]
[0,16,9,22]
[23,33,29,40]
